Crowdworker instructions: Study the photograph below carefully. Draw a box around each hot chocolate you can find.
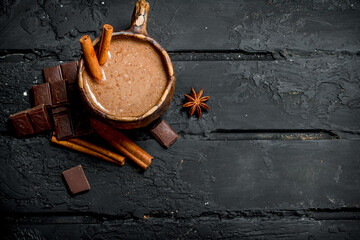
[82,36,168,117]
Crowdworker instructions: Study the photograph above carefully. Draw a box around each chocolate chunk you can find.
[44,65,63,83]
[62,165,90,195]
[28,105,52,133]
[51,104,92,139]
[32,83,52,106]
[10,104,52,137]
[41,62,93,139]
[60,61,79,85]
[67,85,92,136]
[150,120,178,148]
[50,80,68,105]
[52,106,68,115]
[10,111,35,137]
[52,106,73,140]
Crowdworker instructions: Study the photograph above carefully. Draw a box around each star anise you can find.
[182,88,210,118]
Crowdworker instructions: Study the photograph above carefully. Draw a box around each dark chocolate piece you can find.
[44,65,63,83]
[67,84,92,137]
[32,83,52,106]
[60,61,79,85]
[150,120,178,148]
[50,80,68,105]
[41,62,93,139]
[62,165,90,195]
[10,104,52,137]
[70,106,92,136]
[28,105,52,133]
[52,106,73,139]
[51,104,92,139]
[52,106,68,115]
[10,111,35,137]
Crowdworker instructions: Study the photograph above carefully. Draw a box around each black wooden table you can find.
[1,0,360,239]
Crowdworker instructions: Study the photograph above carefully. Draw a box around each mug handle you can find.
[129,0,149,35]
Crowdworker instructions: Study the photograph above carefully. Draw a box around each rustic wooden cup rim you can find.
[78,0,175,123]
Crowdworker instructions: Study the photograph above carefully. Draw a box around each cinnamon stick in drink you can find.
[80,35,102,83]
[90,118,153,170]
[98,24,113,65]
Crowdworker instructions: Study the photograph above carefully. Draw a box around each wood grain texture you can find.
[1,0,360,238]
[1,56,359,137]
[0,0,359,61]
[2,218,360,239]
[166,56,360,137]
[1,135,359,215]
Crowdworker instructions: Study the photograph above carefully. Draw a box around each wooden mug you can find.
[78,0,176,129]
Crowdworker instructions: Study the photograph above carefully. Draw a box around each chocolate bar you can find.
[10,62,90,139]
[52,106,68,115]
[60,61,79,85]
[44,65,63,83]
[52,105,92,140]
[150,120,178,148]
[10,104,52,137]
[41,63,92,140]
[50,80,68,105]
[32,83,52,106]
[62,165,90,195]
[10,111,35,137]
[28,105,52,133]
[52,106,73,140]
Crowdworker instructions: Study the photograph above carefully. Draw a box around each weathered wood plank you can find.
[1,0,359,237]
[165,55,360,136]
[0,0,359,60]
[1,135,359,215]
[2,218,360,239]
[1,55,359,136]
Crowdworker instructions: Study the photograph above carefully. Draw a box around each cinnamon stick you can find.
[68,138,125,165]
[51,135,123,166]
[98,24,113,65]
[80,35,102,83]
[90,118,153,170]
